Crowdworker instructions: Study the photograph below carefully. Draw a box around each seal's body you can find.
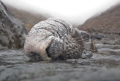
[24,18,94,61]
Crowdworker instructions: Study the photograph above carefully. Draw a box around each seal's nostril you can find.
[46,45,51,58]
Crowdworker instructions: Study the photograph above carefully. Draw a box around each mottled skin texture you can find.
[24,18,96,61]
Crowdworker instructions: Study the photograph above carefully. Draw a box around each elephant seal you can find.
[24,18,96,61]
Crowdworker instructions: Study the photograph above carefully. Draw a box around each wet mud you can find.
[0,41,120,81]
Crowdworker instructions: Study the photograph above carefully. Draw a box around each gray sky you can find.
[2,0,120,25]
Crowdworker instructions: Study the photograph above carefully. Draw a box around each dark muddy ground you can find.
[0,39,120,81]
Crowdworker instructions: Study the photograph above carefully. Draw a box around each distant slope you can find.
[78,3,120,34]
[6,5,49,31]
[0,1,27,49]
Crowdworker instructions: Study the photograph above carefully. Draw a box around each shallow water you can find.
[0,44,120,81]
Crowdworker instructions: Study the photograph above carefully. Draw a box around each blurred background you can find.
[2,0,120,31]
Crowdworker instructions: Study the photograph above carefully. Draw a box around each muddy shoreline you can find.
[0,35,120,81]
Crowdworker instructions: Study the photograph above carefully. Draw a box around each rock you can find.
[24,18,96,61]
[81,50,92,59]
[0,1,27,50]
[83,42,98,53]
[91,33,104,40]
[74,28,90,42]
[74,28,98,53]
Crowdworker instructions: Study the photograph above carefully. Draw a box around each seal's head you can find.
[24,34,54,61]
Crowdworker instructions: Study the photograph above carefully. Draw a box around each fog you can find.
[2,0,120,25]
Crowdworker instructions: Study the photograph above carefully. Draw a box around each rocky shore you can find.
[0,37,120,81]
[0,1,120,81]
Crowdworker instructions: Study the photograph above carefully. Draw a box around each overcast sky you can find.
[2,0,120,25]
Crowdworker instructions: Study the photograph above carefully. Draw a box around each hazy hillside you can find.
[0,1,27,49]
[78,3,120,34]
[6,5,49,31]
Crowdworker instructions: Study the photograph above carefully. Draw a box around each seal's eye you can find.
[28,52,42,61]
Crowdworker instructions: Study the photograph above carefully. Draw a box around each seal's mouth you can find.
[28,52,43,62]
